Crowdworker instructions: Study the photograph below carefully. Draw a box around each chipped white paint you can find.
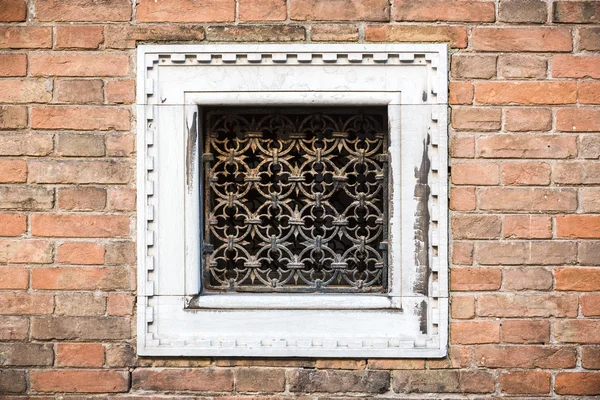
[137,44,448,357]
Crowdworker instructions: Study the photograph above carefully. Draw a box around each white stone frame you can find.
[136,44,448,357]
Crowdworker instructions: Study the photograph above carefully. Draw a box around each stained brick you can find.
[239,0,287,21]
[500,371,551,394]
[56,80,104,104]
[478,293,578,317]
[0,343,53,366]
[582,346,600,368]
[451,321,500,344]
[582,294,600,317]
[32,267,128,290]
[136,0,235,22]
[30,369,129,393]
[451,295,475,319]
[35,0,131,21]
[394,0,495,22]
[0,316,28,340]
[56,133,105,157]
[552,55,600,79]
[32,214,130,238]
[311,25,359,42]
[0,370,26,393]
[498,54,547,79]
[289,369,389,393]
[55,292,106,316]
[553,1,600,23]
[504,215,552,238]
[57,187,106,211]
[32,316,130,340]
[29,160,130,183]
[206,26,306,42]
[555,372,600,395]
[105,25,205,49]
[475,345,576,368]
[451,215,501,239]
[291,0,388,21]
[580,241,600,265]
[107,293,134,316]
[475,241,577,265]
[0,27,52,49]
[0,240,53,264]
[105,80,135,104]
[472,27,572,52]
[451,55,496,79]
[499,0,547,23]
[0,133,53,156]
[579,27,600,51]
[556,108,600,132]
[504,108,552,131]
[452,241,473,265]
[393,370,493,393]
[502,162,551,186]
[503,267,553,291]
[132,368,234,391]
[501,320,550,343]
[0,106,27,130]
[554,162,600,184]
[0,292,54,315]
[451,108,501,131]
[30,54,130,77]
[236,368,285,392]
[366,25,467,48]
[55,26,104,49]
[478,135,576,158]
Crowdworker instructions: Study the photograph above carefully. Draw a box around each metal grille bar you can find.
[202,107,389,293]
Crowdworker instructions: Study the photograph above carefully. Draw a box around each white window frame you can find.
[136,44,448,357]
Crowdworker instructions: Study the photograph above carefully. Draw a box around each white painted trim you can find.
[137,44,448,357]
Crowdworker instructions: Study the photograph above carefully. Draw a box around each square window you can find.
[137,44,449,357]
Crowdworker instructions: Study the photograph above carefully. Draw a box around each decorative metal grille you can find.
[202,107,389,293]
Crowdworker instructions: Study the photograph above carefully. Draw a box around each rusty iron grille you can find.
[201,107,389,293]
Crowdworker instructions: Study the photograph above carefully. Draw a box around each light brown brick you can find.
[504,108,552,131]
[553,55,600,79]
[501,320,550,343]
[311,25,359,41]
[554,162,600,184]
[450,187,476,211]
[205,26,306,42]
[107,293,134,316]
[478,135,576,158]
[451,321,500,344]
[500,371,551,394]
[0,79,52,104]
[475,241,577,265]
[136,0,235,22]
[106,80,135,104]
[451,215,501,239]
[0,0,26,21]
[498,54,547,79]
[0,292,54,315]
[56,133,105,157]
[475,345,576,368]
[582,188,600,212]
[0,214,26,236]
[30,54,129,77]
[0,240,53,264]
[0,133,52,156]
[32,214,130,238]
[0,186,54,210]
[451,295,475,319]
[504,215,552,238]
[556,108,600,132]
[55,292,106,316]
[478,293,578,317]
[452,108,501,131]
[0,54,27,77]
[556,320,600,344]
[0,106,27,130]
[0,316,28,340]
[132,368,234,391]
[366,25,468,48]
[0,160,26,183]
[35,0,132,22]
[56,26,104,49]
[0,27,52,49]
[450,268,501,291]
[57,187,106,210]
[106,133,135,157]
[32,316,130,340]
[239,0,286,21]
[236,367,286,392]
[394,0,494,22]
[56,79,104,104]
[108,188,136,211]
[452,162,499,185]
[291,0,388,21]
[499,0,547,23]
[472,27,572,52]
[29,160,130,184]
[503,267,553,290]
[502,162,551,186]
[451,55,496,79]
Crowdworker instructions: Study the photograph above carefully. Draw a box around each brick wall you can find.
[0,0,599,397]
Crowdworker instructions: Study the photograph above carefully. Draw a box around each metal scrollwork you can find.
[202,107,389,293]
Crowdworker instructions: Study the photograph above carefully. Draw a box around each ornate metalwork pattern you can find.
[202,107,389,293]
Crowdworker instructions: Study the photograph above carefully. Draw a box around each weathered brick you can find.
[452,162,499,185]
[582,346,600,369]
[428,347,473,369]
[557,215,600,238]
[106,133,135,157]
[472,27,572,52]
[0,292,54,315]
[0,239,53,264]
[450,187,476,211]
[57,242,105,265]
[0,316,28,340]
[132,368,234,391]
[451,55,496,79]
[29,160,130,184]
[55,292,106,316]
[33,267,128,290]
[30,370,129,393]
[0,214,26,236]
[478,188,576,212]
[136,0,235,22]
[498,54,547,79]
[56,26,104,49]
[504,215,552,239]
[502,162,551,186]
[0,0,26,21]
[0,27,52,49]
[451,321,500,344]
[555,372,600,395]
[500,371,551,394]
[239,0,286,21]
[0,160,26,183]
[0,133,52,156]
[475,345,576,368]
[501,320,550,343]
[499,0,547,23]
[451,268,501,291]
[368,359,425,369]
[291,0,388,21]
[394,0,494,22]
[105,25,205,49]
[579,81,600,104]
[105,241,136,265]
[311,25,359,41]
[108,188,136,211]
[236,368,285,392]
[105,343,137,367]
[206,26,306,42]
[451,295,475,319]
[553,1,600,23]
[32,316,130,340]
[451,215,501,239]
[449,82,473,105]
[289,369,389,393]
[452,241,473,265]
[393,370,493,393]
[555,268,600,291]
[0,343,53,366]
[106,80,135,104]
[579,241,600,265]
[32,106,130,131]
[579,27,600,51]
[0,186,54,210]
[56,133,105,157]
[478,135,576,158]
[0,266,28,289]
[0,370,26,393]
[107,293,134,316]
[452,108,501,131]
[476,241,577,265]
[476,82,576,105]
[554,162,600,184]
[314,359,366,369]
[0,54,27,77]
[56,343,104,367]
[32,214,130,238]
[556,108,600,132]
[478,293,578,317]
[504,108,552,131]
[56,80,104,104]
[450,133,475,157]
[0,106,27,130]
[582,294,600,317]
[553,55,600,78]
[57,187,106,211]
[30,54,129,77]
[503,267,553,290]
[366,25,468,48]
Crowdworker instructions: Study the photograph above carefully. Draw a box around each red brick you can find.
[450,268,501,291]
[503,267,553,290]
[30,54,129,77]
[452,241,473,265]
[0,214,26,236]
[136,0,234,22]
[582,294,600,317]
[449,82,473,105]
[291,0,388,21]
[0,133,52,156]
[505,108,552,131]
[501,320,550,343]
[583,346,600,369]
[0,316,28,340]
[579,27,600,51]
[106,80,135,104]
[0,27,52,49]
[478,187,576,212]
[450,187,476,211]
[0,0,26,21]
[497,54,547,79]
[502,162,551,186]
[476,81,576,105]
[0,292,54,315]
[0,79,52,104]
[472,27,572,52]
[366,25,468,48]
[132,368,234,391]
[32,215,129,238]
[239,0,286,21]
[0,240,53,264]
[55,292,106,316]
[57,242,105,265]
[499,0,547,23]
[0,266,28,289]
[555,268,600,291]
[475,345,576,368]
[478,293,578,317]
[236,368,286,392]
[32,267,128,290]
[500,371,551,394]
[35,0,132,22]
[452,162,498,185]
[451,295,475,319]
[32,316,130,339]
[553,1,600,23]
[394,0,495,22]
[107,293,134,316]
[557,108,600,132]
[557,215,600,239]
[0,106,27,129]
[553,55,600,79]
[30,370,129,393]
[452,215,501,239]
[452,108,501,131]
[0,160,26,183]
[56,26,104,49]
[56,343,104,367]
[311,25,359,41]
[478,134,576,158]
[56,79,104,104]
[57,187,106,211]
[0,54,27,77]
[105,25,205,49]
[580,81,600,105]
[554,162,600,184]
[108,188,136,211]
[476,241,576,265]
[450,134,475,158]
[205,25,306,42]
[368,359,425,369]
[31,107,130,131]
[555,372,600,395]
[451,321,500,344]
[504,215,552,238]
